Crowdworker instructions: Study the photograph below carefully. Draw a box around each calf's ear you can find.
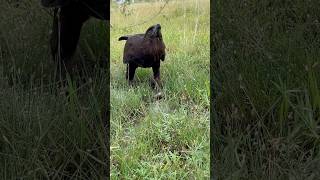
[145,26,154,37]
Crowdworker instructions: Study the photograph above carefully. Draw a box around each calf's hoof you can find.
[150,78,162,90]
[154,92,163,100]
[128,80,134,86]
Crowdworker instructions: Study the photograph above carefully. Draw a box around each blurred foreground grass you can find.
[0,0,109,178]
[213,0,320,179]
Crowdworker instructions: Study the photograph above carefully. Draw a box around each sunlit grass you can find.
[111,0,210,179]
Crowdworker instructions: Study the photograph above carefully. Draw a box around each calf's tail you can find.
[118,36,128,41]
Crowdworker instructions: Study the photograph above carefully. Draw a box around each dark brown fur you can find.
[119,24,166,87]
[42,0,108,79]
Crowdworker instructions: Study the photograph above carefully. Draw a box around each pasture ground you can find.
[110,0,210,179]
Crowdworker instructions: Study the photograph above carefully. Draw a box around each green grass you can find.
[110,0,210,179]
[0,1,109,179]
[213,0,320,179]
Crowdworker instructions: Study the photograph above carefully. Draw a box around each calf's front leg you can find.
[152,65,161,89]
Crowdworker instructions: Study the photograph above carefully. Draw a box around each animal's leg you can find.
[128,63,137,84]
[152,65,161,89]
[50,8,59,62]
[50,8,62,79]
[50,5,89,79]
[125,64,129,80]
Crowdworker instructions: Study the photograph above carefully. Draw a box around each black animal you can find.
[41,0,108,77]
[118,24,166,87]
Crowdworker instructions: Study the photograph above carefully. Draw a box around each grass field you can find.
[110,0,210,178]
[213,0,320,179]
[0,1,109,178]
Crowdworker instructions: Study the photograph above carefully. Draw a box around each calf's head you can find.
[145,24,162,40]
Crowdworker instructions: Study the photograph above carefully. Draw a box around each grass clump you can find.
[213,0,320,179]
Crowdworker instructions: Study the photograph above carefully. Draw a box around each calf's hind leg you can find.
[126,63,137,85]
